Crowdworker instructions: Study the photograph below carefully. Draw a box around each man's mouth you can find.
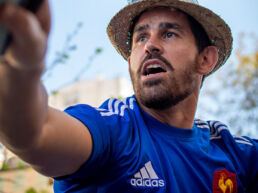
[144,64,167,76]
[142,60,167,77]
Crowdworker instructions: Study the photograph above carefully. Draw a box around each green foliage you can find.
[95,48,103,54]
[18,161,25,169]
[25,187,50,193]
[25,188,37,193]
[1,162,8,170]
[51,90,59,95]
[62,54,69,60]
[39,190,49,193]
[232,34,258,112]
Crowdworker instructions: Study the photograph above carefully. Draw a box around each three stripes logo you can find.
[130,161,165,188]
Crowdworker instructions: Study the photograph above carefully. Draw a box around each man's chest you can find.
[105,138,245,193]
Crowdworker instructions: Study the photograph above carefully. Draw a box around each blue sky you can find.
[45,0,258,93]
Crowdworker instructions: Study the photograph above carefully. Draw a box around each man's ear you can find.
[127,56,131,65]
[128,56,131,71]
[197,46,218,75]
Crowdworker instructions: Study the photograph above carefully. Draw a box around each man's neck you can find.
[139,92,199,129]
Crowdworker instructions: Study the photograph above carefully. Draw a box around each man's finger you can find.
[35,0,51,36]
[0,3,47,68]
[0,4,43,46]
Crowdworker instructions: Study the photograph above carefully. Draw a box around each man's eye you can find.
[138,35,147,42]
[165,32,176,38]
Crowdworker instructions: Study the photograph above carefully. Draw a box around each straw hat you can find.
[107,0,233,76]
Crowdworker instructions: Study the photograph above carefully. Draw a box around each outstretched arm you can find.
[0,0,92,177]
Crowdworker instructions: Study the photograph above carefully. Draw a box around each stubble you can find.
[130,53,199,110]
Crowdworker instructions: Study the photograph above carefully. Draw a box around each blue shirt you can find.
[54,95,258,192]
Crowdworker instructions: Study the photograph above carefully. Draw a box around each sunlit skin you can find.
[128,8,218,129]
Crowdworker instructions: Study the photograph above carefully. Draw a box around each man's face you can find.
[129,7,200,110]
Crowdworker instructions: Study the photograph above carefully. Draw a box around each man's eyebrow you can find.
[134,24,149,34]
[134,22,183,34]
[159,22,183,32]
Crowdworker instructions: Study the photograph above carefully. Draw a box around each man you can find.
[0,0,257,192]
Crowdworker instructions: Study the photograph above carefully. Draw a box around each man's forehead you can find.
[133,7,187,30]
[141,7,184,17]
[135,7,186,24]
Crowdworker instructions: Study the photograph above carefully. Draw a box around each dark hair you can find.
[128,8,212,53]
[185,14,212,86]
[185,14,211,53]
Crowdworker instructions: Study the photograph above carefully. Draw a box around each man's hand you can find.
[0,0,50,71]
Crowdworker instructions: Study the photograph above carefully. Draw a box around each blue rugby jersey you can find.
[54,95,258,193]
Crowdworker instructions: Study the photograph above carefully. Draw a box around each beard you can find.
[130,54,199,110]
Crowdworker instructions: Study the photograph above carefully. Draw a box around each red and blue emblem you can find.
[213,169,237,193]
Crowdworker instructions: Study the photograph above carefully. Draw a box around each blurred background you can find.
[0,0,257,192]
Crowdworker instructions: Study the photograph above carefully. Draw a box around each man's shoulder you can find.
[195,119,257,150]
[96,95,138,118]
[64,95,138,119]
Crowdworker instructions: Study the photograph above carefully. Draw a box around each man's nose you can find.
[144,36,163,55]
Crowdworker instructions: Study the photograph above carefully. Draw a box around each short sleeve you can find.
[54,98,138,183]
[62,104,113,179]
[54,96,142,192]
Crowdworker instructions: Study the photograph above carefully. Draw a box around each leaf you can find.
[254,52,258,68]
[1,163,8,170]
[51,90,59,95]
[62,54,69,59]
[18,161,25,169]
[39,190,49,193]
[95,48,103,54]
[25,188,37,193]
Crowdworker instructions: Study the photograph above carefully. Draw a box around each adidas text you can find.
[130,161,165,188]
[130,178,165,187]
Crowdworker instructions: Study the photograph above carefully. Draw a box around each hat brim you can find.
[107,0,233,75]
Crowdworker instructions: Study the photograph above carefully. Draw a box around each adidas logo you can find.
[130,161,165,188]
